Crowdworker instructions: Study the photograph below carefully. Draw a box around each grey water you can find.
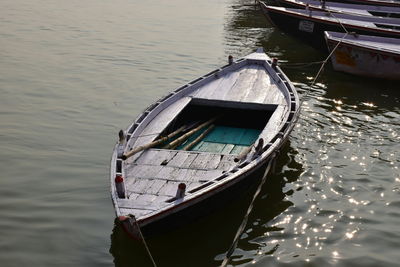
[0,0,399,266]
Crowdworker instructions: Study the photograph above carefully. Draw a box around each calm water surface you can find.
[1,0,399,266]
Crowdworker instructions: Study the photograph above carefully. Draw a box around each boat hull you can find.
[260,4,400,51]
[325,32,400,79]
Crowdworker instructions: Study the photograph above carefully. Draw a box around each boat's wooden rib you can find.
[110,48,300,238]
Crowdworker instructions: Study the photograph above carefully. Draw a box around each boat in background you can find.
[273,0,400,18]
[259,3,400,51]
[110,48,300,238]
[331,0,400,7]
[324,31,400,79]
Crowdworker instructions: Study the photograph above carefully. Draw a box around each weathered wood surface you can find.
[190,71,240,100]
[134,149,178,165]
[259,105,288,142]
[189,65,286,106]
[122,149,237,211]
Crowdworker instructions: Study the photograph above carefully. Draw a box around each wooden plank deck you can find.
[122,149,237,211]
[190,63,286,106]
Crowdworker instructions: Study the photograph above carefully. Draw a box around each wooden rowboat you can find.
[330,0,400,8]
[259,3,400,51]
[110,48,300,238]
[273,0,400,18]
[324,31,400,79]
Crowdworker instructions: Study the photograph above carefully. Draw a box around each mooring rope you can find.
[329,10,349,34]
[130,215,158,267]
[299,11,350,104]
[220,156,275,267]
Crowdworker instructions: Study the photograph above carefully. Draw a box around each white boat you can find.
[110,48,300,238]
[274,0,400,18]
[324,31,400,79]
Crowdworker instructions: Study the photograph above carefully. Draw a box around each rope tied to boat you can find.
[328,10,349,34]
[300,10,351,104]
[128,215,158,267]
[220,154,276,267]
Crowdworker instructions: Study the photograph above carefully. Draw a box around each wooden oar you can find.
[163,117,219,150]
[183,124,215,151]
[122,125,186,160]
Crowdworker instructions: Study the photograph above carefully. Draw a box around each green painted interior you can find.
[176,126,260,154]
